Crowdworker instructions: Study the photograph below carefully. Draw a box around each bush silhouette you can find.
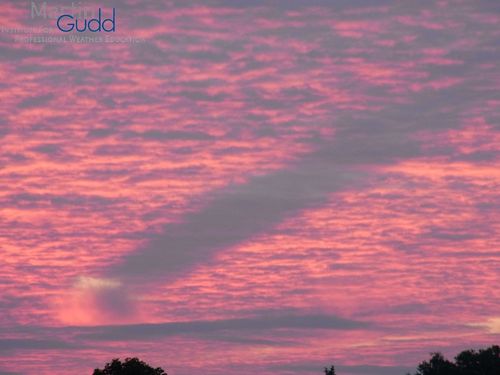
[93,357,167,375]
[324,365,337,375]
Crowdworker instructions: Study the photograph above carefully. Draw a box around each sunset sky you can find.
[0,0,499,374]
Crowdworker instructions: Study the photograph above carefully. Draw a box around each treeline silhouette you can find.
[93,345,499,375]
[406,345,499,375]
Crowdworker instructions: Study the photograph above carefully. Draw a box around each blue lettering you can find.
[102,8,116,32]
[56,8,116,32]
[57,14,74,32]
[75,18,87,32]
[87,8,102,32]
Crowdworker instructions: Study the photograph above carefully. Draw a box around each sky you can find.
[0,0,499,374]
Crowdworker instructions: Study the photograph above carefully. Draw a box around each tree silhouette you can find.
[415,352,458,375]
[324,365,337,375]
[323,346,499,375]
[454,345,499,375]
[411,345,500,375]
[93,357,167,375]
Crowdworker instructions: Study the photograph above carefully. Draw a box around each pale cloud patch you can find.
[54,276,139,326]
[468,317,500,334]
[482,317,500,334]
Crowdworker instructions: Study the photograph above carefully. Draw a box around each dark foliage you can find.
[93,357,167,375]
[323,346,499,375]
[411,345,500,375]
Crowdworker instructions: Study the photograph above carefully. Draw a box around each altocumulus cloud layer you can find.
[0,0,499,374]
